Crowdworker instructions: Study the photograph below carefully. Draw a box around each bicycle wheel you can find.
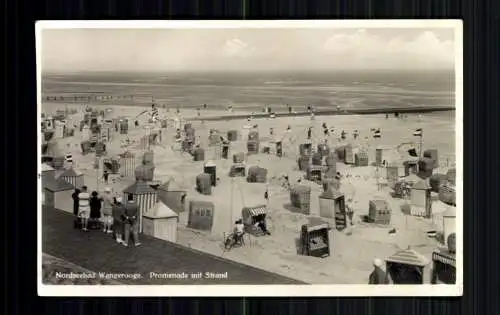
[224,237,234,250]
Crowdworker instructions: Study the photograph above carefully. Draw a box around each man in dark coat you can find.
[369,258,390,284]
[72,188,81,229]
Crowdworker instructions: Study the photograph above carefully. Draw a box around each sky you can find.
[41,27,456,73]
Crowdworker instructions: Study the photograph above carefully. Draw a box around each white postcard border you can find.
[37,19,463,297]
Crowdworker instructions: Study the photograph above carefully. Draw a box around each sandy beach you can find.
[42,101,455,284]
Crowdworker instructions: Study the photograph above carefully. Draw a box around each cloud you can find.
[322,29,454,69]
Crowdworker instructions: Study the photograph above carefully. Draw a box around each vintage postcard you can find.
[37,20,463,296]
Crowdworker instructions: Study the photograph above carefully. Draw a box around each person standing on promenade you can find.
[112,197,125,245]
[101,187,114,234]
[78,186,91,232]
[122,194,141,247]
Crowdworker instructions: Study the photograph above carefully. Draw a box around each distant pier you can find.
[188,105,455,122]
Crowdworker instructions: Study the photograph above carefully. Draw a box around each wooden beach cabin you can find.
[300,218,331,258]
[431,247,456,284]
[142,201,179,243]
[289,185,312,215]
[319,189,346,230]
[122,180,158,233]
[41,163,55,182]
[242,205,269,236]
[119,151,136,178]
[442,207,456,247]
[43,177,74,213]
[156,180,187,214]
[187,200,215,231]
[60,167,84,189]
[368,199,392,225]
[385,248,430,284]
[410,179,432,217]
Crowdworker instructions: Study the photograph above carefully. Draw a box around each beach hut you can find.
[196,173,212,195]
[207,144,223,160]
[232,152,245,163]
[355,151,369,167]
[156,180,187,214]
[442,207,456,247]
[385,248,430,284]
[290,185,311,215]
[311,153,322,166]
[247,140,260,155]
[185,127,196,139]
[143,150,154,166]
[317,144,330,157]
[227,130,238,141]
[446,168,456,186]
[334,146,346,162]
[300,218,331,258]
[306,165,323,183]
[142,201,179,243]
[134,164,155,182]
[375,147,384,166]
[386,163,401,183]
[51,156,66,170]
[123,180,158,233]
[103,157,120,174]
[193,147,205,161]
[418,157,434,179]
[80,140,91,155]
[54,120,65,139]
[184,123,192,131]
[187,200,215,231]
[204,161,217,186]
[275,141,283,157]
[403,159,419,176]
[41,163,55,182]
[299,143,312,156]
[43,130,55,142]
[209,132,223,146]
[319,189,346,230]
[43,177,74,213]
[94,142,106,157]
[229,163,246,177]
[429,173,447,193]
[431,247,456,284]
[410,180,432,217]
[368,199,392,225]
[322,178,340,192]
[60,167,84,189]
[242,205,269,236]
[297,155,310,171]
[182,139,194,153]
[439,183,456,206]
[423,149,439,168]
[247,166,267,183]
[119,119,128,134]
[344,145,354,165]
[119,151,136,178]
[248,130,259,141]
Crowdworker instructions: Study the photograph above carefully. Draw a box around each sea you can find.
[41,70,455,113]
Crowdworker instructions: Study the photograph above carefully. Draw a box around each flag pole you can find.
[419,130,424,158]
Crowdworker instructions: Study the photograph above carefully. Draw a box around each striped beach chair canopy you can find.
[385,248,429,267]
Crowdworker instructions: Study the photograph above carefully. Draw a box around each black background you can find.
[4,0,499,314]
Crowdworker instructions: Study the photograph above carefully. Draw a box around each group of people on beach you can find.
[71,186,141,247]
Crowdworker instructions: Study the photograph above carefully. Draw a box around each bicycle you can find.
[223,232,245,250]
